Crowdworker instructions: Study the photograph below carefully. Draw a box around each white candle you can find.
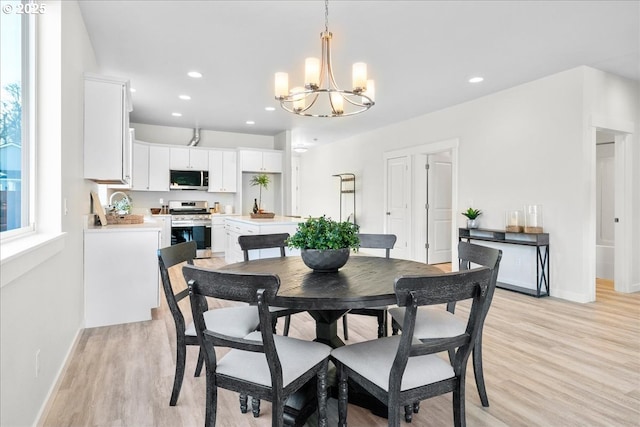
[352,62,367,92]
[330,92,344,114]
[305,57,320,88]
[274,72,289,99]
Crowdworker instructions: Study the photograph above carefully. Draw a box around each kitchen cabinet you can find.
[240,149,283,173]
[132,142,170,191]
[84,74,133,184]
[131,142,150,190]
[148,145,171,191]
[224,216,300,264]
[208,150,237,192]
[170,147,209,170]
[84,224,161,327]
[211,215,226,253]
[154,214,172,249]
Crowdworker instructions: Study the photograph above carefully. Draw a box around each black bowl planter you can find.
[301,248,350,273]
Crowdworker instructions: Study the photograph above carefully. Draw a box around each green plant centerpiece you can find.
[462,207,482,229]
[287,215,360,272]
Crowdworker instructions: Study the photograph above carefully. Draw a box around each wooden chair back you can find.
[392,267,492,386]
[357,233,397,258]
[182,265,283,388]
[450,241,503,314]
[238,233,290,261]
[157,241,197,334]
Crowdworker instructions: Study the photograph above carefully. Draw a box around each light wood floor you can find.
[40,258,640,427]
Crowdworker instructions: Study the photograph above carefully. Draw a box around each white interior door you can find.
[596,141,615,279]
[427,152,452,264]
[386,156,410,259]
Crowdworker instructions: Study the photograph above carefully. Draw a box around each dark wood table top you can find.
[219,255,442,311]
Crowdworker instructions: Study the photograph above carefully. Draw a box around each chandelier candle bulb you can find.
[352,62,367,92]
[330,92,344,114]
[305,57,320,88]
[275,72,289,99]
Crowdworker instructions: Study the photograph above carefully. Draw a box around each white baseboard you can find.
[33,327,82,427]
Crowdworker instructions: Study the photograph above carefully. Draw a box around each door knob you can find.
[386,212,391,215]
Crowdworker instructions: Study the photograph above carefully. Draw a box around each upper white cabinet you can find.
[148,145,171,191]
[132,141,170,191]
[208,150,237,192]
[170,147,209,170]
[131,142,150,190]
[84,74,133,184]
[240,149,283,173]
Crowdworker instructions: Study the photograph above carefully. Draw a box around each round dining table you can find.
[219,255,442,348]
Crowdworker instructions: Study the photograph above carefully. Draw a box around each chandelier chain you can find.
[325,0,329,33]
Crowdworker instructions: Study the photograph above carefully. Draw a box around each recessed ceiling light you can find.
[129,88,136,93]
[293,146,308,153]
[187,71,202,78]
[468,76,484,83]
[265,106,276,111]
[179,95,191,100]
[172,112,182,117]
[246,120,255,125]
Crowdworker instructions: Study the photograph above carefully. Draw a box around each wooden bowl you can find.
[150,208,162,215]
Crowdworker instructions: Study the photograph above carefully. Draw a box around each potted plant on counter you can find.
[462,207,482,229]
[249,173,275,218]
[287,215,360,272]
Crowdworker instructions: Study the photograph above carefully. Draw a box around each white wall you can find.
[0,2,98,425]
[299,66,639,302]
[131,122,274,149]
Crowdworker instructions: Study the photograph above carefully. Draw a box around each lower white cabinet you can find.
[84,226,160,328]
[225,220,258,263]
[211,215,226,253]
[224,217,300,264]
[153,214,172,249]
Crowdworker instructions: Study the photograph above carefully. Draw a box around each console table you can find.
[459,228,549,297]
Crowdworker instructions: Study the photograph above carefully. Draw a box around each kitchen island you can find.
[84,219,161,327]
[224,215,303,263]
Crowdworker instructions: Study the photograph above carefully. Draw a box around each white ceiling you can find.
[78,1,639,146]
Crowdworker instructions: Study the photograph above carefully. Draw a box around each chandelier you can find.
[274,0,375,117]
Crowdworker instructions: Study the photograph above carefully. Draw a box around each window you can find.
[0,0,34,236]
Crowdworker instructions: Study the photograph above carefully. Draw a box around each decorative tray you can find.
[106,214,145,224]
[250,212,275,219]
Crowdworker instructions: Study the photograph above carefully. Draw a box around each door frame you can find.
[590,115,635,297]
[383,138,459,263]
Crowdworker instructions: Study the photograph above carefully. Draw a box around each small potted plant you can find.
[287,215,360,272]
[249,173,274,218]
[462,207,482,229]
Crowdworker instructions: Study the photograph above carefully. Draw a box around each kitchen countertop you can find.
[85,217,162,233]
[225,215,303,226]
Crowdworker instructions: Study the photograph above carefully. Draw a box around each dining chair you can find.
[158,241,260,409]
[183,265,331,427]
[331,267,493,427]
[238,233,302,336]
[342,233,397,339]
[389,241,502,409]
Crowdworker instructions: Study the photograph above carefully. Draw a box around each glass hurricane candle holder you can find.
[505,210,524,233]
[524,204,543,233]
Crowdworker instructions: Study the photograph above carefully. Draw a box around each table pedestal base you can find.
[307,309,349,348]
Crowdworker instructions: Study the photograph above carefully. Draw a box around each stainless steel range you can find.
[169,200,212,258]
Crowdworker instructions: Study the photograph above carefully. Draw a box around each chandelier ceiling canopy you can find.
[274,0,375,118]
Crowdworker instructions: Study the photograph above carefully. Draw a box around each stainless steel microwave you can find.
[169,170,208,190]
